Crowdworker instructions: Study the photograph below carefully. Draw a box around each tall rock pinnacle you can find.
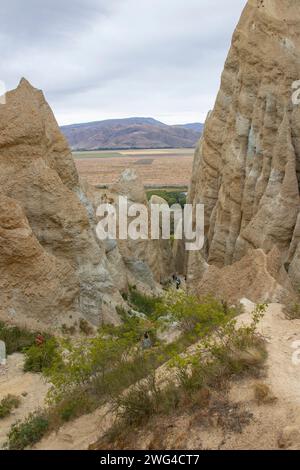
[188,0,300,297]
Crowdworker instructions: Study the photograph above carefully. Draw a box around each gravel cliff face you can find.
[0,79,125,327]
[0,80,172,329]
[188,0,300,297]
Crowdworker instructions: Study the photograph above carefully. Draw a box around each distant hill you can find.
[60,117,203,150]
[178,123,204,133]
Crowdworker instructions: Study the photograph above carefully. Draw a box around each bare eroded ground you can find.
[0,354,49,448]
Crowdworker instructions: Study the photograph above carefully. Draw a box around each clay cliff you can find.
[187,0,300,303]
[0,80,172,329]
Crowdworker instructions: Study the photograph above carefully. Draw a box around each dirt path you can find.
[211,302,300,450]
[240,301,300,406]
[0,353,49,448]
[33,404,112,450]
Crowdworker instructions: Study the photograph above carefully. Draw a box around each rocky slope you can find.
[187,0,300,303]
[0,80,172,329]
[61,118,202,151]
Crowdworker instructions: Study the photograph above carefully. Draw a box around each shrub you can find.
[111,374,180,431]
[0,395,21,419]
[115,305,129,319]
[5,412,49,450]
[61,324,77,335]
[285,303,300,320]
[46,328,139,404]
[23,338,62,373]
[0,322,36,355]
[114,374,159,426]
[128,287,162,316]
[159,292,235,336]
[254,383,277,405]
[54,393,94,422]
[79,319,94,336]
[172,304,267,394]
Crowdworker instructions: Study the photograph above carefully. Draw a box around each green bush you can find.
[55,393,94,422]
[79,319,94,336]
[5,412,49,450]
[0,322,36,355]
[160,292,235,336]
[0,395,21,419]
[172,304,267,394]
[23,338,62,373]
[146,189,187,208]
[128,287,162,316]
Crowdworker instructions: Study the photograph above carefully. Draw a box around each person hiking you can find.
[141,332,152,350]
[35,333,45,347]
[175,277,181,290]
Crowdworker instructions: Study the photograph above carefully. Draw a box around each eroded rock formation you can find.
[87,169,174,288]
[187,0,300,302]
[0,79,126,327]
[0,80,171,328]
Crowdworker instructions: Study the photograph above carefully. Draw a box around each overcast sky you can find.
[0,0,247,125]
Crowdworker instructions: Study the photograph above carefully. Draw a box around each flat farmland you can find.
[73,148,194,187]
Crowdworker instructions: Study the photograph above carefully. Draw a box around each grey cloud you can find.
[1,0,114,42]
[0,0,247,124]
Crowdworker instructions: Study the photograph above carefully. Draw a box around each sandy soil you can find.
[202,302,300,450]
[0,354,49,448]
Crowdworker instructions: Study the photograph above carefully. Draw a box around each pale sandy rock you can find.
[110,170,174,285]
[149,195,175,280]
[0,79,123,327]
[187,0,300,300]
[0,193,78,326]
[110,168,147,204]
[83,181,159,292]
[278,426,300,449]
[195,248,296,305]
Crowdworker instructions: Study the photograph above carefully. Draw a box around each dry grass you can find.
[253,383,277,405]
[74,148,194,187]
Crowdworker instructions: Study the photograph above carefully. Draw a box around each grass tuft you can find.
[0,395,21,420]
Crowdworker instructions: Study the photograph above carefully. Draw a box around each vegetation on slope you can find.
[6,412,49,450]
[0,322,37,355]
[95,304,266,449]
[0,395,21,420]
[3,289,266,450]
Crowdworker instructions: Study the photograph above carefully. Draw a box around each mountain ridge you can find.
[61,117,203,150]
